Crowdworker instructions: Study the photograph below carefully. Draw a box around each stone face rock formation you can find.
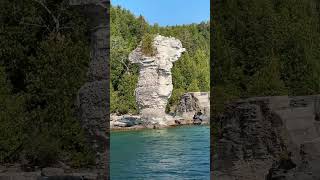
[129,35,185,125]
[70,0,109,179]
[176,92,210,120]
[212,95,320,180]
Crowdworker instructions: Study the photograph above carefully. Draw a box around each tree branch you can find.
[19,21,50,32]
[119,58,130,73]
[31,0,60,32]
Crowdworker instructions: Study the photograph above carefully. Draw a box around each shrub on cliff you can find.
[141,33,156,56]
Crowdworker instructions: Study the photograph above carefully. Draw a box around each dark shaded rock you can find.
[193,119,202,125]
[71,1,109,179]
[41,168,64,176]
[212,95,320,180]
[0,169,97,180]
[0,172,40,180]
[174,119,181,125]
[38,176,82,180]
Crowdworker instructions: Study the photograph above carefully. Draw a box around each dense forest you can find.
[0,0,94,167]
[110,5,210,115]
[212,0,320,114]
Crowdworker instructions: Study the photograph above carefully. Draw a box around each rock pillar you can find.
[129,35,185,125]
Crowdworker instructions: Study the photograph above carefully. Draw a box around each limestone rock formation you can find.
[176,92,210,120]
[212,95,320,180]
[129,35,185,125]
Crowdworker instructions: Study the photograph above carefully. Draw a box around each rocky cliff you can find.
[71,0,109,180]
[212,95,320,180]
[129,35,185,126]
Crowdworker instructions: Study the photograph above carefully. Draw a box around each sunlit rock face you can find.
[129,35,185,125]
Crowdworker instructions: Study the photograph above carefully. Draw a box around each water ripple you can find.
[111,126,210,180]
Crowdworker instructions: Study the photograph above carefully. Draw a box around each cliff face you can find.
[129,35,185,125]
[71,0,109,179]
[212,95,320,180]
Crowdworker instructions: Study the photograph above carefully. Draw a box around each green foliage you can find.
[23,130,60,167]
[187,79,201,92]
[248,57,288,96]
[0,0,94,167]
[0,66,25,163]
[116,73,139,114]
[110,83,119,113]
[167,88,185,113]
[110,6,210,114]
[212,0,320,117]
[141,33,156,56]
[24,33,92,167]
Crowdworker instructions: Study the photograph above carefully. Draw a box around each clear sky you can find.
[111,0,210,26]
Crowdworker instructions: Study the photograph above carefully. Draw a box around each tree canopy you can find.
[212,0,320,114]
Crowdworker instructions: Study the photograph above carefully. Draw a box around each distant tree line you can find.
[110,5,210,115]
[212,0,320,114]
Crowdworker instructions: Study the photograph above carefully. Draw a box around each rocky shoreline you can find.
[111,121,210,132]
[0,165,97,180]
[110,91,210,131]
[110,113,209,131]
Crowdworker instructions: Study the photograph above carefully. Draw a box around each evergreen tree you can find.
[0,66,25,163]
[212,0,320,115]
[0,0,94,167]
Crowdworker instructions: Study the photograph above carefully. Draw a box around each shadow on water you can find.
[111,126,210,180]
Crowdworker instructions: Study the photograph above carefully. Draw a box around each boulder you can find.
[110,114,142,128]
[176,92,210,120]
[119,115,142,127]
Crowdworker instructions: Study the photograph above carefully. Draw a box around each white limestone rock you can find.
[129,35,185,125]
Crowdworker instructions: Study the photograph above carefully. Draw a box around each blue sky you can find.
[111,0,210,26]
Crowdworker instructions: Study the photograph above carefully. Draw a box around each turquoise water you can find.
[110,126,210,180]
